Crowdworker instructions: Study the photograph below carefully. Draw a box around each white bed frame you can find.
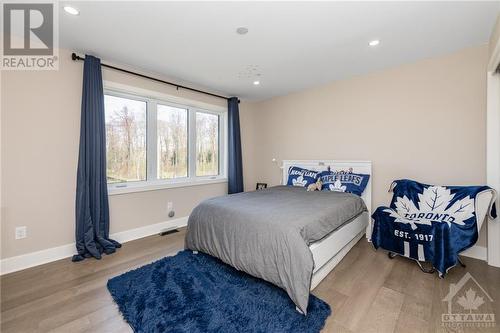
[281,160,372,290]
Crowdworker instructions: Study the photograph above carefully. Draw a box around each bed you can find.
[185,160,372,314]
[284,161,372,290]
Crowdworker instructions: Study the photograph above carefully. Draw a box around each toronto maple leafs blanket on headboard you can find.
[371,179,497,276]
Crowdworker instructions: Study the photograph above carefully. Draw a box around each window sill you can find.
[108,178,228,196]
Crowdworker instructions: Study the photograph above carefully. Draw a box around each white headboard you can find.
[281,160,372,214]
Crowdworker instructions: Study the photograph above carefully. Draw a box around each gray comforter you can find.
[185,186,367,314]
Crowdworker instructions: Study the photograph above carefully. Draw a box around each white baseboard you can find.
[0,216,188,276]
[111,216,188,244]
[0,243,77,276]
[460,245,487,261]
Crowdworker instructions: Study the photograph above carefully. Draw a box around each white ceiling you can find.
[60,1,500,101]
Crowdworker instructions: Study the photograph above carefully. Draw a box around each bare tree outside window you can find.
[104,90,225,188]
[196,112,219,176]
[104,95,147,183]
[157,104,188,179]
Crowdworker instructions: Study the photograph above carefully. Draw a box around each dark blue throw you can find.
[107,250,331,333]
[372,179,496,276]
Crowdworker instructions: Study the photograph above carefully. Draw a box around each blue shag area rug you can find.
[107,250,331,333]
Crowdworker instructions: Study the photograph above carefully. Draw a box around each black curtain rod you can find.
[71,52,232,101]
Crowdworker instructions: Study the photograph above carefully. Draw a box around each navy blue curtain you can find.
[72,55,121,262]
[227,97,244,194]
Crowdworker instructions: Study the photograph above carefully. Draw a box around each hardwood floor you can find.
[1,229,499,333]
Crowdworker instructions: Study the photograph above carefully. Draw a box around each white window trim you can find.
[104,83,228,196]
[107,178,228,196]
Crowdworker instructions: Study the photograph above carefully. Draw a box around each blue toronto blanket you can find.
[371,179,496,276]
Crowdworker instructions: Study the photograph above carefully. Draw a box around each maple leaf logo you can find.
[328,179,347,192]
[292,175,307,187]
[457,288,485,313]
[384,186,475,230]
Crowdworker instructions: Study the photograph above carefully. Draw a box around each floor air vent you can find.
[159,229,179,236]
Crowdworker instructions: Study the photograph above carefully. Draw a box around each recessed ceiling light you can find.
[236,27,248,35]
[253,80,260,85]
[64,6,79,15]
[369,40,380,47]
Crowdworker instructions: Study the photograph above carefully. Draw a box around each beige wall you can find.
[1,48,227,259]
[0,44,492,259]
[239,102,258,191]
[489,14,500,64]
[241,45,490,246]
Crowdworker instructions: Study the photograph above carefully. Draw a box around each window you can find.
[157,104,188,179]
[196,112,219,176]
[104,89,226,193]
[104,95,147,183]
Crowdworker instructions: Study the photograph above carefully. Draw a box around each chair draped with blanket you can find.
[370,179,497,277]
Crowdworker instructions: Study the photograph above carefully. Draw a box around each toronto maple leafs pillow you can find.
[318,171,370,196]
[286,166,319,188]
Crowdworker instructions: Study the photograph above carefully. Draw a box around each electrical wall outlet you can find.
[15,226,27,240]
[167,201,175,218]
